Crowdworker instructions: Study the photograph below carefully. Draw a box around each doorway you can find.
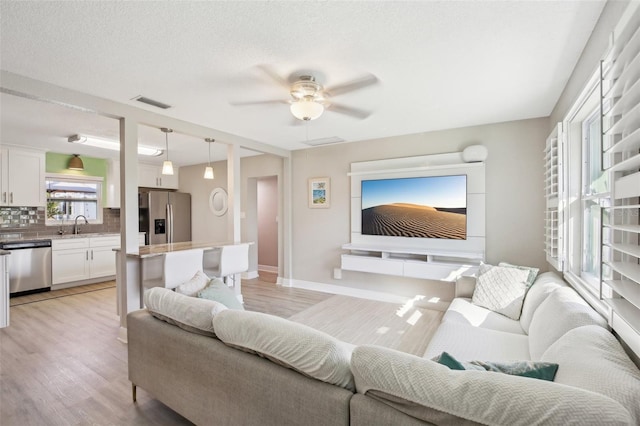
[256,176,279,278]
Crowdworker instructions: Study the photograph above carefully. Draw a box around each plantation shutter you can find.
[544,123,564,271]
[600,1,640,354]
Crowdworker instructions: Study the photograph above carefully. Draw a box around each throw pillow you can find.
[213,309,355,390]
[433,351,558,381]
[471,264,530,320]
[144,286,227,336]
[197,278,245,310]
[498,262,539,287]
[174,270,210,297]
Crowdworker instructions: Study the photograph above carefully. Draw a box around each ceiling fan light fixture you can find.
[290,98,324,121]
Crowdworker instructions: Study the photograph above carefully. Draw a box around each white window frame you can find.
[45,173,104,226]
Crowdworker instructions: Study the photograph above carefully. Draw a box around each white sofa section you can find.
[421,271,640,424]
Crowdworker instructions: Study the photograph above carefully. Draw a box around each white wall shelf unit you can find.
[342,150,486,281]
[599,1,640,349]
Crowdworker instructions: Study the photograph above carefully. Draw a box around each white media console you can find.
[341,149,486,281]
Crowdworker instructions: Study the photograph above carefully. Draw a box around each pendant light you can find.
[68,154,84,171]
[203,138,215,180]
[160,127,174,175]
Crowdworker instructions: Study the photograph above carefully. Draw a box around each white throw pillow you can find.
[174,270,210,297]
[528,287,606,359]
[213,309,355,391]
[541,325,640,425]
[144,286,227,336]
[471,264,530,320]
[351,345,631,425]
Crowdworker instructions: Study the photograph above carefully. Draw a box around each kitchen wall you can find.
[291,117,548,299]
[0,152,119,239]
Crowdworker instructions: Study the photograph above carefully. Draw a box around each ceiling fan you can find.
[231,66,378,122]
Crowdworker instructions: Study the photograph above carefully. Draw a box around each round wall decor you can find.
[209,187,228,216]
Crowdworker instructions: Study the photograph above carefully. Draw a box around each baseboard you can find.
[281,278,410,304]
[117,326,128,344]
[258,264,278,273]
[243,270,259,279]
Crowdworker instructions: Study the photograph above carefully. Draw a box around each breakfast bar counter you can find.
[117,240,236,258]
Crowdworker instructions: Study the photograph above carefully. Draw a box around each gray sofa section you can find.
[127,310,352,426]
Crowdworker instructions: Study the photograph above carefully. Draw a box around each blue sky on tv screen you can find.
[361,175,466,209]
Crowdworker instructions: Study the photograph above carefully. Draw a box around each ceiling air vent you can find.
[132,96,172,110]
[303,136,345,147]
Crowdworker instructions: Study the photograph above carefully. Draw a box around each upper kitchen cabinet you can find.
[138,163,179,189]
[0,147,46,207]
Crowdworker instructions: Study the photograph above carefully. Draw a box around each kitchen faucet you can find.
[73,215,89,234]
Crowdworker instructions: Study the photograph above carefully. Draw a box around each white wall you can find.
[291,117,548,299]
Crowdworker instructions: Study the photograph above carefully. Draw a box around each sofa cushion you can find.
[143,286,227,337]
[471,264,530,320]
[519,271,567,333]
[423,320,531,361]
[528,287,607,359]
[197,278,244,310]
[352,345,631,426]
[213,309,355,391]
[498,262,539,287]
[442,297,525,334]
[433,351,558,381]
[174,270,210,297]
[541,325,640,425]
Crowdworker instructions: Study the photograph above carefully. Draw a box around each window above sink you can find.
[45,174,103,225]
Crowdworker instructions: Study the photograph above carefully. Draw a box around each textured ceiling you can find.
[0,0,605,165]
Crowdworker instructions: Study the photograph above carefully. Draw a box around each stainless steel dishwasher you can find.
[0,239,52,295]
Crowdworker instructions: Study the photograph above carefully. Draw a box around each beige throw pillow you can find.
[174,270,210,297]
[472,264,530,320]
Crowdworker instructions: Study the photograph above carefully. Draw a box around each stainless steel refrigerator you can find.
[139,191,191,245]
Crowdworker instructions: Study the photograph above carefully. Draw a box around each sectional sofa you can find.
[127,271,640,425]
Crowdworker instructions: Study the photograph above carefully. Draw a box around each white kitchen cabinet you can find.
[138,163,179,189]
[104,159,120,208]
[52,238,91,284]
[0,147,46,207]
[52,236,121,285]
[0,253,9,328]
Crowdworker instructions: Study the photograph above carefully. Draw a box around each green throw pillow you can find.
[197,278,245,310]
[498,262,540,287]
[433,352,558,381]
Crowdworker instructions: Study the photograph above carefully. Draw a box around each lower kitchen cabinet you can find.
[52,236,120,285]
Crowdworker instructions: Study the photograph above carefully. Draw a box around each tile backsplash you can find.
[0,207,121,239]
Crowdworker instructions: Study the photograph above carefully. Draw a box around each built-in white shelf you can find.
[341,243,482,281]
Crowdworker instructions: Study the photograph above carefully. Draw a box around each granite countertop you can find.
[119,240,251,259]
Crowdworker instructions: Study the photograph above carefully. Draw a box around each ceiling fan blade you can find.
[325,74,378,97]
[327,103,372,119]
[229,99,289,106]
[256,64,290,89]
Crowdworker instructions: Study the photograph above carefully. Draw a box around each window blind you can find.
[544,123,564,272]
[600,1,640,353]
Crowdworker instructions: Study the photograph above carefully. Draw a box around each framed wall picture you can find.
[309,177,330,208]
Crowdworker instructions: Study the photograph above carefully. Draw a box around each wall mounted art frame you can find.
[308,177,330,208]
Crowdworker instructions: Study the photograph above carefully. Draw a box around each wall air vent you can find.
[303,136,345,147]
[132,96,172,109]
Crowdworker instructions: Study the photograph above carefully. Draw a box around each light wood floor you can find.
[0,273,442,425]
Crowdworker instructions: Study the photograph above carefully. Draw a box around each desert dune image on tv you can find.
[361,175,467,239]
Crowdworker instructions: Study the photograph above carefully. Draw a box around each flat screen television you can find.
[361,175,467,240]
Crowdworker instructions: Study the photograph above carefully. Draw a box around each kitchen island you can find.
[115,241,251,309]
